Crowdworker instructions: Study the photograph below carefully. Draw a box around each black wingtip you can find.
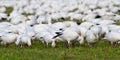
[52,36,58,39]
[52,34,62,39]
[95,15,101,18]
[55,32,62,35]
[96,23,100,25]
[53,32,63,39]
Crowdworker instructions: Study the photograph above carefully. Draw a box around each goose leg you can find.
[68,40,72,48]
[88,43,93,47]
[51,41,56,48]
[45,42,49,48]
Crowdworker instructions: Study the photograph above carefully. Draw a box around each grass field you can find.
[0,7,120,60]
[0,40,120,60]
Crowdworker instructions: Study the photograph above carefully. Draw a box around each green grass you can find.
[0,40,120,60]
[5,7,13,14]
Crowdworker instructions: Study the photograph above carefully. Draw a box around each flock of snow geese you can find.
[0,0,120,48]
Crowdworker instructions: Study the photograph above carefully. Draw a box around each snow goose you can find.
[85,30,98,47]
[15,33,32,47]
[103,31,120,46]
[0,32,18,46]
[54,27,79,47]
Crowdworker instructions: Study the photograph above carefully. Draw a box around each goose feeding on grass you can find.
[85,30,99,47]
[77,36,84,45]
[0,32,18,46]
[89,24,102,37]
[103,31,120,46]
[15,20,32,47]
[77,26,88,37]
[54,27,79,48]
[15,33,32,47]
[38,31,57,48]
[99,25,110,37]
